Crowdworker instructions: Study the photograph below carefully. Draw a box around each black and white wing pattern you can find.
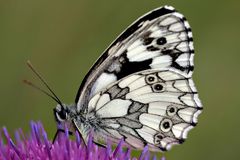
[87,70,202,151]
[75,6,195,113]
[72,5,202,151]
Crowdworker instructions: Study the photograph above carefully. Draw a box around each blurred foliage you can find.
[0,0,239,159]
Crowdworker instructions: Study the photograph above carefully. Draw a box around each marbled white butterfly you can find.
[28,5,202,151]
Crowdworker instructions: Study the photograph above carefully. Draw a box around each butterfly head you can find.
[53,104,78,133]
[54,104,71,123]
[54,104,90,145]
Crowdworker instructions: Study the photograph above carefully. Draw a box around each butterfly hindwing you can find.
[75,6,195,113]
[86,70,202,151]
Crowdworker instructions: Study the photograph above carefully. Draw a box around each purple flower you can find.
[0,121,166,160]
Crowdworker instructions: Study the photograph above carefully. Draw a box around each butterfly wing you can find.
[87,70,202,151]
[75,6,195,113]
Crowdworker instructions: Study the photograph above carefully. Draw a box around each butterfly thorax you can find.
[54,103,100,142]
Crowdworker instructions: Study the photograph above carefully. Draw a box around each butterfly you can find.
[27,5,202,151]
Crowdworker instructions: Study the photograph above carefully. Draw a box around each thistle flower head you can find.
[0,121,165,160]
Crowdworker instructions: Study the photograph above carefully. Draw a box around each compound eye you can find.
[55,109,67,122]
[160,119,173,132]
[146,74,158,84]
[60,110,67,119]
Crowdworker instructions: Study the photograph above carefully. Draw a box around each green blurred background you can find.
[0,0,239,159]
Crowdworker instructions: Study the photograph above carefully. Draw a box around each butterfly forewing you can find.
[75,6,195,113]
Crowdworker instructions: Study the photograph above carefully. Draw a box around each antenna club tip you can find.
[23,79,29,84]
[26,60,32,66]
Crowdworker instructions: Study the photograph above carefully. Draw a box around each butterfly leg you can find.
[93,141,106,148]
[52,129,60,144]
[52,128,73,144]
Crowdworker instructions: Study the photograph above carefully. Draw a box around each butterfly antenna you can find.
[23,79,60,104]
[26,60,64,107]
